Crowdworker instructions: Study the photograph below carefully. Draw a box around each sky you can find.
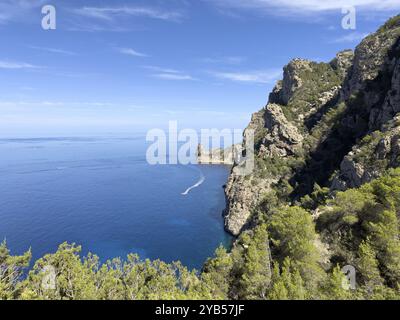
[0,0,399,137]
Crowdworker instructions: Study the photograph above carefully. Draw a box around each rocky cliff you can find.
[224,15,400,236]
[197,144,242,165]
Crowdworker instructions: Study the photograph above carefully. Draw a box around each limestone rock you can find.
[260,103,303,157]
[342,21,400,102]
[197,143,242,165]
[224,16,400,236]
[224,174,274,236]
[369,49,400,129]
[331,120,400,191]
[330,50,354,80]
[270,59,313,105]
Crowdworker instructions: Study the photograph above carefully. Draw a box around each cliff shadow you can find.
[289,39,400,199]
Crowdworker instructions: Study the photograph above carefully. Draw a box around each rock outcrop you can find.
[260,103,303,158]
[330,50,354,79]
[223,15,400,236]
[224,173,274,236]
[330,17,400,190]
[273,59,313,105]
[197,144,242,165]
[342,20,400,102]
[331,115,400,190]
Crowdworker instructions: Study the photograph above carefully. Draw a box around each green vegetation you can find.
[350,131,390,173]
[0,241,31,299]
[317,169,400,298]
[305,102,347,152]
[2,242,219,300]
[283,62,341,126]
[2,15,400,301]
[1,170,400,300]
[377,14,400,33]
[299,183,330,210]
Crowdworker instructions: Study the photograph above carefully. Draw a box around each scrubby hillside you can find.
[221,14,400,299]
[225,15,400,236]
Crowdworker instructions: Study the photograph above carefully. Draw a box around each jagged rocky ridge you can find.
[224,16,400,236]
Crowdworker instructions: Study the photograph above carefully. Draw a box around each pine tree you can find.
[238,225,272,300]
[322,266,352,300]
[202,246,233,299]
[0,240,31,300]
[357,240,383,292]
[268,258,307,300]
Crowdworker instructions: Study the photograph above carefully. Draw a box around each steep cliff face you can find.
[330,17,400,190]
[224,15,400,236]
[223,51,353,235]
[260,103,304,158]
[331,118,400,191]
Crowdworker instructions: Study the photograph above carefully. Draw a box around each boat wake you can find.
[182,170,205,196]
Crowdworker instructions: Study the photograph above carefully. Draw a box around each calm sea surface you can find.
[0,136,232,270]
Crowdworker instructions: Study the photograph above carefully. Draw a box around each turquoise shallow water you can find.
[0,136,232,270]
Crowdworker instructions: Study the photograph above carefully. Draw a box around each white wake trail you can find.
[182,171,205,196]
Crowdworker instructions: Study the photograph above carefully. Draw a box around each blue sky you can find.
[0,0,399,136]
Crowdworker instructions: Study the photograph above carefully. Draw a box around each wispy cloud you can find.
[210,69,281,84]
[144,66,196,81]
[117,47,148,57]
[143,66,182,74]
[152,73,196,81]
[29,46,77,56]
[68,5,184,32]
[0,61,42,69]
[0,0,45,24]
[75,6,184,22]
[200,56,246,65]
[0,13,9,24]
[0,100,115,108]
[50,71,102,78]
[330,32,370,43]
[66,22,131,33]
[208,0,400,16]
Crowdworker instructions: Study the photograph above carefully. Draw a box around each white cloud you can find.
[143,66,196,80]
[117,48,148,57]
[200,56,246,65]
[209,0,400,15]
[66,22,131,33]
[0,100,118,108]
[152,73,196,81]
[0,61,42,69]
[29,46,77,56]
[143,66,182,73]
[331,32,370,43]
[75,6,183,22]
[211,70,281,84]
[0,0,45,24]
[69,5,184,32]
[0,13,9,24]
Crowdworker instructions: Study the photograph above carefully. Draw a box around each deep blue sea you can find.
[0,135,232,270]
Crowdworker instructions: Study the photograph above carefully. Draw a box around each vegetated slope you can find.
[225,16,400,237]
[220,14,400,299]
